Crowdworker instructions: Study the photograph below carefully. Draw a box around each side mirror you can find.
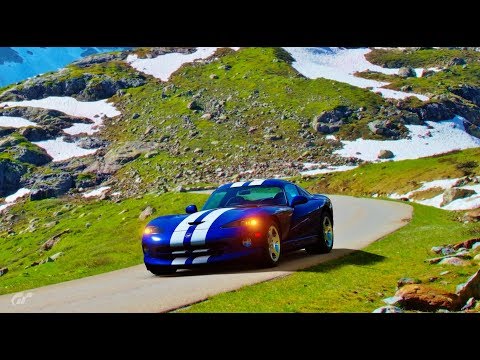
[186,204,198,214]
[291,195,308,207]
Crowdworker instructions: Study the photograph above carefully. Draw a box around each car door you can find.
[284,184,316,248]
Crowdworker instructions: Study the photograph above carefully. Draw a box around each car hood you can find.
[147,206,281,232]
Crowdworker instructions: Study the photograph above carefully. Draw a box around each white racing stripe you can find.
[171,257,189,266]
[169,210,211,247]
[230,182,246,187]
[190,208,234,246]
[192,256,211,264]
[248,179,266,186]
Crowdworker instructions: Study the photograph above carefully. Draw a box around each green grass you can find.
[295,148,480,197]
[0,192,209,295]
[366,48,480,68]
[183,202,480,312]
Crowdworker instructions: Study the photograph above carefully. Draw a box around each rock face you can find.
[394,284,461,311]
[378,149,394,159]
[398,67,417,78]
[455,269,480,303]
[28,173,74,201]
[1,72,146,102]
[450,85,480,107]
[85,141,158,175]
[13,145,53,166]
[452,238,480,250]
[139,206,155,220]
[440,188,476,207]
[311,106,353,134]
[0,159,27,197]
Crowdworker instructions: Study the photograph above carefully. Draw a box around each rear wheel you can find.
[146,265,177,276]
[259,221,282,267]
[305,211,334,254]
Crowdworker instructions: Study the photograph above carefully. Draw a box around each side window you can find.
[297,186,310,197]
[284,184,300,204]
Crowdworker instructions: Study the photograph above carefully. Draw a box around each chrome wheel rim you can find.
[267,225,281,262]
[323,216,334,248]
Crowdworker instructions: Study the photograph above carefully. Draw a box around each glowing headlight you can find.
[223,218,260,228]
[144,226,161,235]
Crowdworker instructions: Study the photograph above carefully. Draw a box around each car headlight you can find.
[222,218,260,228]
[144,225,162,235]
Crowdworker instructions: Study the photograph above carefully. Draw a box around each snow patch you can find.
[388,177,480,211]
[283,47,429,101]
[33,137,97,162]
[0,188,31,213]
[0,116,39,128]
[335,116,480,162]
[5,188,31,202]
[82,186,111,198]
[300,163,358,175]
[126,47,240,81]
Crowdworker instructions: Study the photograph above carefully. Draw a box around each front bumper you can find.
[142,226,264,268]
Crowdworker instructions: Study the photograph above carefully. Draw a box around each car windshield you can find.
[202,186,287,210]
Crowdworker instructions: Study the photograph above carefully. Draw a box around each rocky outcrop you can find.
[311,106,353,134]
[1,72,146,102]
[394,284,461,311]
[450,85,480,107]
[28,173,75,201]
[134,47,195,59]
[85,141,158,175]
[12,145,53,166]
[40,229,70,251]
[0,159,27,197]
[448,57,466,66]
[0,106,92,131]
[71,52,128,67]
[398,67,417,78]
[463,209,480,222]
[368,120,402,138]
[18,126,59,141]
[440,188,476,207]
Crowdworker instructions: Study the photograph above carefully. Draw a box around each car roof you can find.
[217,178,294,190]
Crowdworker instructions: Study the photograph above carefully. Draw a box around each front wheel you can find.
[259,221,282,267]
[305,211,334,254]
[146,265,177,276]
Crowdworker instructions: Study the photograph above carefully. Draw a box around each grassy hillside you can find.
[0,192,209,295]
[296,148,480,197]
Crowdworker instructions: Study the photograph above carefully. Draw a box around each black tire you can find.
[146,265,177,276]
[305,211,334,254]
[258,220,282,268]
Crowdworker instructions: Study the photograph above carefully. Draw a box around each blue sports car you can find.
[142,179,334,275]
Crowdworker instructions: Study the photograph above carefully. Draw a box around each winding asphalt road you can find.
[0,195,412,313]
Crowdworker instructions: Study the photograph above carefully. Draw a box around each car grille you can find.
[150,242,228,259]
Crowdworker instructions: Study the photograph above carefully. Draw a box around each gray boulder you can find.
[378,150,394,159]
[450,85,480,107]
[368,120,402,138]
[448,57,466,66]
[440,188,476,207]
[139,206,155,220]
[311,106,353,134]
[398,67,417,78]
[0,267,8,276]
[456,269,480,302]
